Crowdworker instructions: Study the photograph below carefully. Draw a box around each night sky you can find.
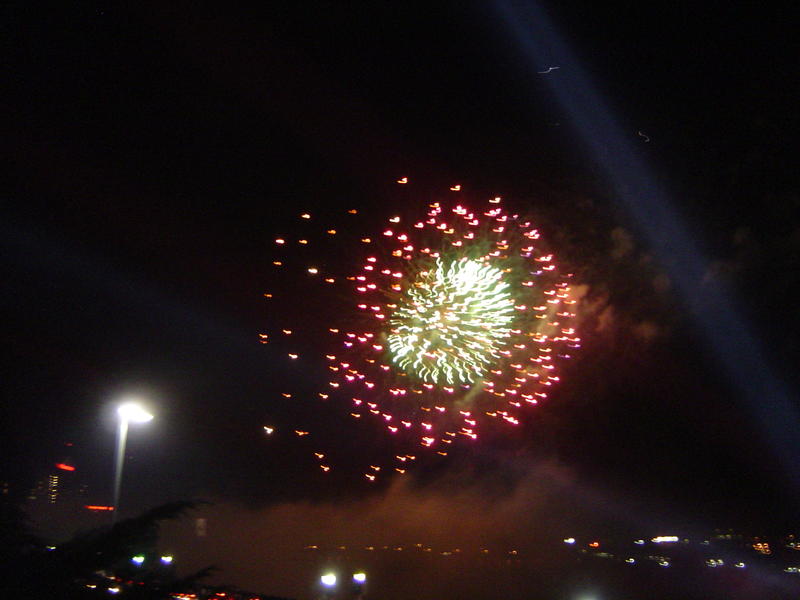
[3,2,798,597]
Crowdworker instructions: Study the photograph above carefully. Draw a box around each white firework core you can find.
[387,257,516,385]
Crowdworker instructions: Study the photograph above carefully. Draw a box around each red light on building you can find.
[86,505,115,512]
[55,463,75,471]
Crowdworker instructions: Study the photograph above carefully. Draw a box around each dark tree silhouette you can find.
[1,499,215,599]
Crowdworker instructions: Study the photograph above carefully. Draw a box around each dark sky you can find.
[3,1,799,596]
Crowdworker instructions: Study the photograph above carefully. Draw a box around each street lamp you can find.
[112,401,153,522]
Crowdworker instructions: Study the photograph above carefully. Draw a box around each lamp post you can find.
[112,401,153,523]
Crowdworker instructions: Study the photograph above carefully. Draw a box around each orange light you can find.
[55,463,75,471]
[86,505,114,511]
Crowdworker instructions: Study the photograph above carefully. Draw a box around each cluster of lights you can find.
[82,554,175,597]
[562,535,794,571]
[302,534,800,578]
[785,566,800,573]
[753,541,772,555]
[320,572,367,587]
[130,554,173,566]
[307,543,520,556]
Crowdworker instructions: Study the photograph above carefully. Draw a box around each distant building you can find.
[47,474,59,504]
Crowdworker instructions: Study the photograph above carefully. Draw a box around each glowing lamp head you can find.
[320,573,337,587]
[117,402,153,423]
[353,572,367,584]
[160,555,173,564]
[131,555,145,565]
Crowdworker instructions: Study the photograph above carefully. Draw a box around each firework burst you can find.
[387,256,516,385]
[265,183,581,480]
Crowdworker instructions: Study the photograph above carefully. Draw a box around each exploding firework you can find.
[264,183,581,479]
[387,256,516,385]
